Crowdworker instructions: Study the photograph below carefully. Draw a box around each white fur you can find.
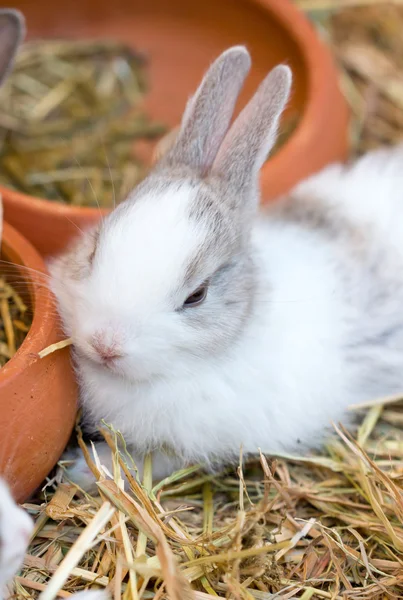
[291,145,403,252]
[49,48,403,490]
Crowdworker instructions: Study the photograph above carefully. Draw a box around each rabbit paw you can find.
[62,442,117,493]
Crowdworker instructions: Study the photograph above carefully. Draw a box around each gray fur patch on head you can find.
[121,165,199,206]
[184,185,237,287]
[174,182,257,358]
[179,252,257,359]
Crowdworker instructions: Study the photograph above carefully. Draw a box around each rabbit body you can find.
[62,146,403,487]
[48,48,403,487]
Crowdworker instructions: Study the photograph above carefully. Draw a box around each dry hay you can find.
[300,0,403,155]
[0,40,166,207]
[11,2,403,599]
[0,276,31,367]
[15,405,403,600]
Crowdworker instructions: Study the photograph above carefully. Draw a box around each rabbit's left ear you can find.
[0,9,25,87]
[212,65,292,199]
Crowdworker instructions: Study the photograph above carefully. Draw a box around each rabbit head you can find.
[50,47,291,383]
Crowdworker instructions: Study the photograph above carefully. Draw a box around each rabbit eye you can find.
[183,284,208,308]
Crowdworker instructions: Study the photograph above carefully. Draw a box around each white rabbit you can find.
[0,476,111,600]
[49,46,403,490]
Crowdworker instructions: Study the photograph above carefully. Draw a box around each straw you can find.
[38,337,73,358]
[0,40,167,207]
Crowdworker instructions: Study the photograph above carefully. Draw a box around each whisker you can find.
[73,156,104,222]
[0,260,51,281]
[0,299,64,315]
[0,261,70,293]
[1,281,51,290]
[0,274,51,285]
[63,215,85,236]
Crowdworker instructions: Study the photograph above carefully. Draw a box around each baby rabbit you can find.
[0,476,111,599]
[49,47,403,490]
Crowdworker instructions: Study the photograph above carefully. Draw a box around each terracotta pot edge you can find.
[0,221,60,383]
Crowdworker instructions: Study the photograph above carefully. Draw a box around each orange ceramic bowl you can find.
[1,0,349,256]
[0,221,77,502]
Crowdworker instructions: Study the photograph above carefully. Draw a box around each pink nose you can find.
[91,335,123,362]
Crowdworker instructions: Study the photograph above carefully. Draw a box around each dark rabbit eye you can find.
[183,284,208,307]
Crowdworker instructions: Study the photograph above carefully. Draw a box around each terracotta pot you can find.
[1,0,349,257]
[0,221,77,502]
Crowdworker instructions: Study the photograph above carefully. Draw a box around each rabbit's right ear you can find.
[0,9,25,87]
[160,46,251,175]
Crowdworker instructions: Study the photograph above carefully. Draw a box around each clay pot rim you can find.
[0,0,327,217]
[0,221,55,380]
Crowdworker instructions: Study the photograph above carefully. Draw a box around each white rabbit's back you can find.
[259,145,403,407]
[290,145,403,258]
[76,146,403,466]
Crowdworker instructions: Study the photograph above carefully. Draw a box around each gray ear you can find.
[212,65,292,197]
[162,46,251,175]
[0,9,25,87]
